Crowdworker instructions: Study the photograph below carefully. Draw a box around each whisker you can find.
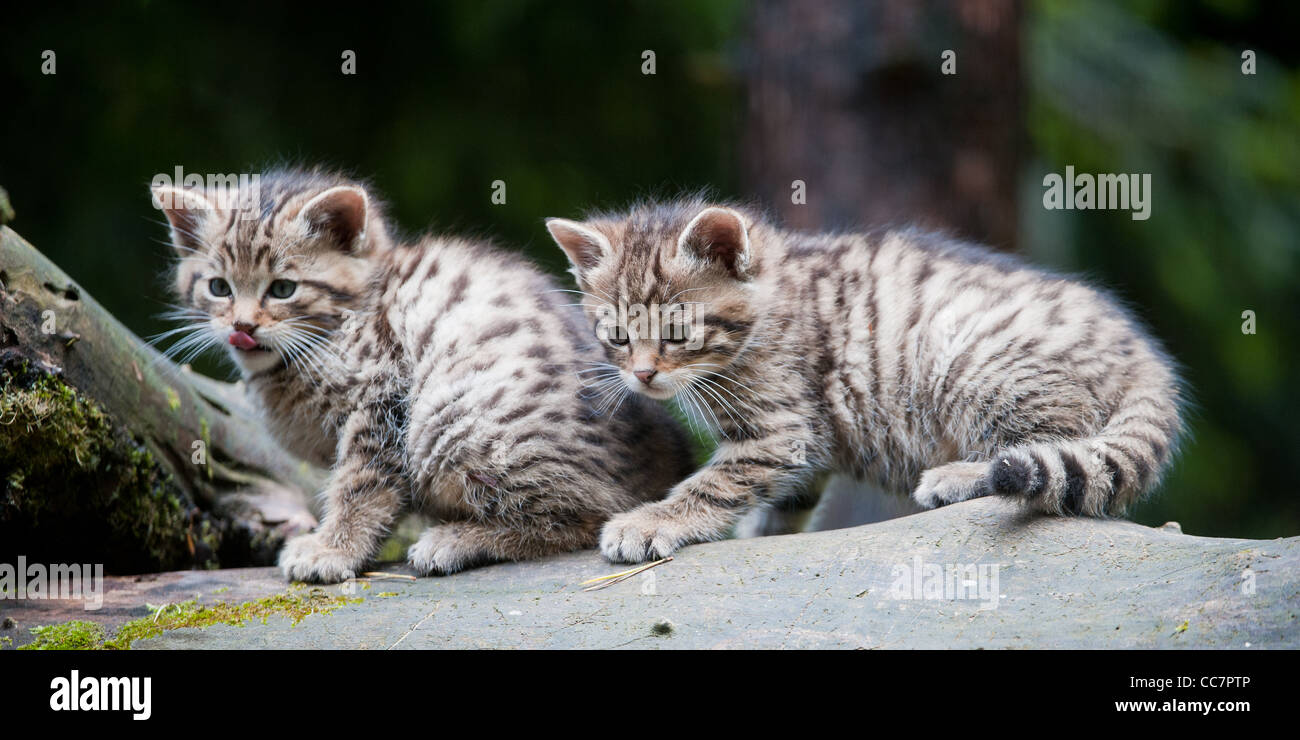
[686,374,743,434]
[687,370,760,418]
[684,382,724,433]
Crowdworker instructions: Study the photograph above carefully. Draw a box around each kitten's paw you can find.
[599,504,692,563]
[912,461,993,509]
[278,533,362,584]
[407,525,488,576]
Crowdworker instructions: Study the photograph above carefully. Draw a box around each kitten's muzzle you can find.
[628,370,675,400]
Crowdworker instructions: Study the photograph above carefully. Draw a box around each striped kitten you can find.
[546,199,1184,563]
[154,170,693,581]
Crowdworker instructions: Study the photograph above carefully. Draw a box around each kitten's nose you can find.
[233,321,257,336]
[633,368,657,385]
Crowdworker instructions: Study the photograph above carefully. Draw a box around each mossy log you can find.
[0,225,323,572]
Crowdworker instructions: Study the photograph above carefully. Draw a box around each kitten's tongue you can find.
[228,331,258,350]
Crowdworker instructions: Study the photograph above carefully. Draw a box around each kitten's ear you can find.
[298,186,369,253]
[677,207,753,279]
[151,185,215,254]
[545,218,612,275]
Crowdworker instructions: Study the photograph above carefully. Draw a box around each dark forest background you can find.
[2,0,1297,538]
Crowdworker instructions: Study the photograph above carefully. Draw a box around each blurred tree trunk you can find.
[742,0,1022,249]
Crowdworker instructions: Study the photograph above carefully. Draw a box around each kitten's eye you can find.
[268,279,297,299]
[663,324,690,344]
[606,325,629,347]
[209,278,232,297]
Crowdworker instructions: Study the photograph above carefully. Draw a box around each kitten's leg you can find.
[911,461,993,509]
[600,428,821,563]
[407,518,600,575]
[279,395,408,583]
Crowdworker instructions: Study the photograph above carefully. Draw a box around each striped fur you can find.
[156,170,693,581]
[546,198,1185,563]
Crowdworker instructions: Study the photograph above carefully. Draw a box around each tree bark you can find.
[0,225,321,572]
[742,0,1022,248]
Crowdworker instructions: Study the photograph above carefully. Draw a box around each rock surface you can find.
[5,498,1296,649]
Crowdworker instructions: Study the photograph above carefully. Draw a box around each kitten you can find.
[154,170,693,581]
[545,198,1185,563]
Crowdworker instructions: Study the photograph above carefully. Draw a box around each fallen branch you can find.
[0,224,324,571]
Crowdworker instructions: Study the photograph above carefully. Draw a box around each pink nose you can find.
[633,369,657,385]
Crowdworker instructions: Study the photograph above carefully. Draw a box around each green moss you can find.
[0,369,113,477]
[21,620,108,650]
[0,364,194,570]
[164,386,181,413]
[19,590,362,650]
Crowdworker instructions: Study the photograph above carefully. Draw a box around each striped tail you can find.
[989,389,1183,516]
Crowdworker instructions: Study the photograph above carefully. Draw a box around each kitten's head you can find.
[545,199,761,402]
[154,169,387,376]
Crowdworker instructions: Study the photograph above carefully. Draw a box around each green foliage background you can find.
[1024,0,1300,538]
[2,0,1296,538]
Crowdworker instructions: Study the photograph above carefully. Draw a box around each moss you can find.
[0,369,113,479]
[193,517,223,568]
[19,590,362,650]
[0,364,197,570]
[164,386,181,414]
[21,620,108,650]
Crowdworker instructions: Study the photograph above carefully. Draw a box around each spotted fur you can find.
[155,170,693,581]
[546,198,1185,563]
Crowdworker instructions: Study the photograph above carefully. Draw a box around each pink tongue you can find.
[228,331,258,350]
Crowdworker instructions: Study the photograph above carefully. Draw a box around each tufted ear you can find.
[545,218,613,277]
[677,206,752,279]
[151,185,216,254]
[298,186,369,253]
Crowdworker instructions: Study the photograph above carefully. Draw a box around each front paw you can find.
[600,504,693,563]
[407,525,481,576]
[278,533,362,583]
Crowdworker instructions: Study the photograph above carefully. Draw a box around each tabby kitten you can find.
[546,199,1184,563]
[154,170,693,581]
